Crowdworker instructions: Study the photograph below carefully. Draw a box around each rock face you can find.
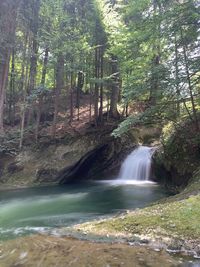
[36,168,59,183]
[58,136,134,184]
[0,128,136,187]
[153,119,200,191]
[58,144,109,184]
[153,147,192,192]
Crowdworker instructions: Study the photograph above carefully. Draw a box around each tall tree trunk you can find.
[149,54,160,106]
[35,47,49,142]
[27,0,40,125]
[69,71,74,123]
[19,102,26,150]
[94,46,100,124]
[76,71,84,121]
[109,55,120,118]
[182,38,199,131]
[51,54,64,138]
[99,47,104,123]
[0,0,20,134]
[149,0,161,106]
[20,31,29,99]
[8,48,15,125]
[19,33,29,149]
[106,95,110,121]
[89,82,93,122]
[175,34,180,116]
[0,51,10,133]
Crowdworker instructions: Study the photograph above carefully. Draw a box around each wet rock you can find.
[154,248,161,252]
[58,144,109,184]
[167,240,183,252]
[7,162,24,174]
[140,239,149,244]
[58,136,135,184]
[0,162,3,178]
[36,168,59,182]
[0,126,136,187]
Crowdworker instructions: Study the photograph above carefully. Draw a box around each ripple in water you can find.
[0,182,169,239]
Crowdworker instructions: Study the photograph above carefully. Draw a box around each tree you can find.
[112,0,200,136]
[0,0,21,134]
[109,55,120,118]
[51,53,64,138]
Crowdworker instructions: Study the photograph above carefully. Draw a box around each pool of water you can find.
[0,180,169,239]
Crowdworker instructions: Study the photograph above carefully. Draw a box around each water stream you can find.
[0,146,199,266]
[119,146,155,181]
[0,145,162,240]
[0,182,167,240]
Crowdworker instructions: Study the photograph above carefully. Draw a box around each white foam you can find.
[97,180,157,186]
[118,146,156,181]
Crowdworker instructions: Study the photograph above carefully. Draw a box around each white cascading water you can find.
[119,146,154,181]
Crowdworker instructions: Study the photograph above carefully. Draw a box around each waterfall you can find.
[119,146,155,181]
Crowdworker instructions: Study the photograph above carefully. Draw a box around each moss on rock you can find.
[153,119,200,191]
[70,192,200,255]
[0,127,136,188]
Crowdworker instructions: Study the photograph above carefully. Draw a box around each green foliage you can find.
[112,101,172,137]
[1,0,200,139]
[160,117,200,176]
[26,85,49,102]
[161,122,175,144]
[109,0,200,135]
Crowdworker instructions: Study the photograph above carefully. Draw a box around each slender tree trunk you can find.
[70,72,74,123]
[0,0,20,134]
[149,54,160,106]
[51,54,64,138]
[94,46,100,124]
[109,55,120,118]
[149,0,161,106]
[19,102,26,150]
[99,47,104,123]
[35,47,49,142]
[20,31,29,98]
[19,33,29,149]
[125,103,129,117]
[8,48,15,125]
[175,34,180,116]
[182,41,199,131]
[28,38,38,95]
[88,57,92,123]
[27,0,40,125]
[106,95,110,121]
[89,82,93,122]
[0,51,10,133]
[76,71,84,121]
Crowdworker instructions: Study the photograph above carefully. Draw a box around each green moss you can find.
[74,194,200,247]
[153,118,200,191]
[161,120,200,176]
[69,170,200,253]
